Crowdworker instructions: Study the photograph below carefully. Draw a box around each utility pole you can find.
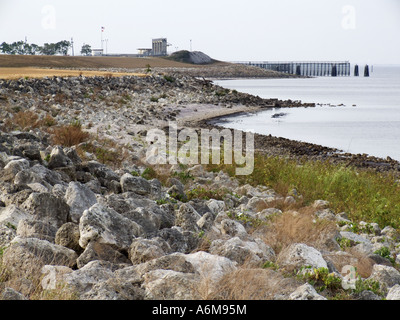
[104,39,108,55]
[190,39,192,52]
[71,37,74,56]
[101,26,105,53]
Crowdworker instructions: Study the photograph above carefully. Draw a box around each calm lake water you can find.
[214,65,400,161]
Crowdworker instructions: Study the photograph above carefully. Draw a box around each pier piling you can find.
[364,65,370,77]
[238,61,351,77]
[354,65,359,77]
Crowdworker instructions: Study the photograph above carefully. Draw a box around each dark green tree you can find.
[40,43,57,55]
[0,42,13,54]
[56,40,71,55]
[80,44,92,56]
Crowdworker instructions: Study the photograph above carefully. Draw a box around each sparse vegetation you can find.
[186,186,229,201]
[208,153,400,229]
[51,121,90,147]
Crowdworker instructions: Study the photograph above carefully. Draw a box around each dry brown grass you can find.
[0,253,77,300]
[345,249,375,278]
[261,206,338,255]
[76,137,131,169]
[2,110,58,133]
[0,67,146,80]
[199,267,298,300]
[51,123,90,147]
[0,55,216,69]
[3,110,39,132]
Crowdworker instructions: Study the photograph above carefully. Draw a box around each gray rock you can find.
[184,251,237,285]
[48,146,73,169]
[220,219,248,238]
[0,188,33,207]
[206,199,225,215]
[131,253,196,277]
[4,158,30,176]
[381,226,400,241]
[312,200,330,209]
[246,197,267,212]
[17,219,58,242]
[277,243,328,270]
[0,205,31,228]
[55,222,82,253]
[175,203,201,232]
[315,209,336,221]
[41,265,74,291]
[77,241,130,268]
[80,278,144,300]
[64,181,98,223]
[368,264,400,289]
[340,231,372,246]
[0,223,17,249]
[63,147,82,165]
[357,290,382,300]
[209,237,275,266]
[14,164,63,187]
[52,183,67,199]
[196,212,215,230]
[79,203,144,251]
[386,284,400,300]
[124,207,161,235]
[143,269,201,300]
[289,283,327,300]
[120,173,151,195]
[129,237,171,264]
[22,192,71,228]
[1,287,28,300]
[2,237,78,277]
[157,227,194,253]
[61,261,116,296]
[149,178,163,200]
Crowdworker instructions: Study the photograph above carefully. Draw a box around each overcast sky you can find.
[0,0,399,65]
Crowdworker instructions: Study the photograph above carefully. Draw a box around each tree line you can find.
[0,40,93,56]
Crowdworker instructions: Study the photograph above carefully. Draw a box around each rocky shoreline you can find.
[1,72,400,301]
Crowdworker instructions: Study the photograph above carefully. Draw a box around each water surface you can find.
[214,66,400,160]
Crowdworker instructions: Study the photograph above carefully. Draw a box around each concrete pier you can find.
[236,61,351,77]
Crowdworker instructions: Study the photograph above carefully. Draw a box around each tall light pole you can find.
[71,37,74,56]
[101,26,105,53]
[104,39,109,55]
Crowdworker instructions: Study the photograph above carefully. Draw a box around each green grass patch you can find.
[207,153,400,230]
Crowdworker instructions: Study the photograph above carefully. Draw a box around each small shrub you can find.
[141,167,157,180]
[38,114,57,128]
[51,122,90,147]
[5,110,39,131]
[374,247,395,265]
[297,267,342,292]
[262,208,338,254]
[130,170,140,177]
[354,277,385,297]
[186,187,228,201]
[163,75,175,83]
[173,171,194,184]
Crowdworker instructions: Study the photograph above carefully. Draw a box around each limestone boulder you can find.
[120,173,152,195]
[209,237,275,266]
[368,264,400,289]
[2,237,78,277]
[289,283,327,300]
[79,203,144,251]
[277,243,328,270]
[21,192,71,228]
[64,181,97,223]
